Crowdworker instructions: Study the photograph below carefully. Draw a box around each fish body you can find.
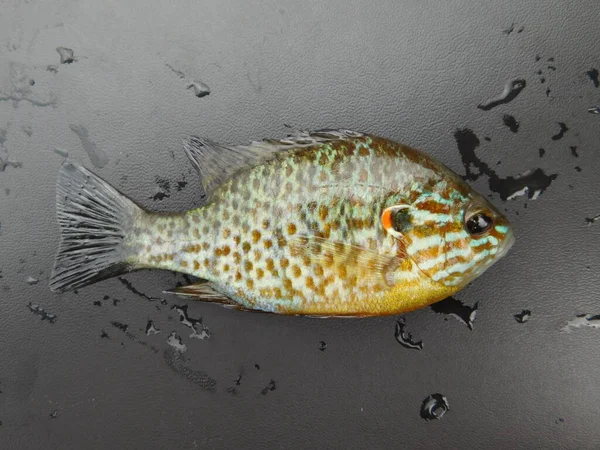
[50,129,514,316]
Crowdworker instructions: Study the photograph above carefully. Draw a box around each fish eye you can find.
[392,208,411,233]
[465,211,493,236]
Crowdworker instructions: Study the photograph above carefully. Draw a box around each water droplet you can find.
[562,314,600,333]
[93,300,101,307]
[420,394,449,421]
[145,320,161,335]
[47,65,58,73]
[502,23,515,35]
[56,47,75,64]
[585,214,600,225]
[187,81,211,98]
[261,379,276,395]
[166,331,187,352]
[570,146,579,158]
[100,329,109,339]
[394,317,423,350]
[514,310,531,323]
[254,363,260,370]
[54,148,69,158]
[502,114,520,133]
[539,148,545,157]
[588,106,600,115]
[26,276,38,285]
[477,78,526,111]
[49,410,58,418]
[319,341,327,351]
[551,122,569,141]
[172,304,210,340]
[587,68,599,88]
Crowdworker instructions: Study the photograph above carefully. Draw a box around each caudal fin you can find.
[49,162,142,293]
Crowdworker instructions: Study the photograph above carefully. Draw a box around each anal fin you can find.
[163,282,236,305]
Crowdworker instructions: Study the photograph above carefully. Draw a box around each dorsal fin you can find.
[182,129,365,198]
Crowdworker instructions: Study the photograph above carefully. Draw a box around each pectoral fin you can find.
[288,235,404,288]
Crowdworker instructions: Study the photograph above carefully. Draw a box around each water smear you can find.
[110,321,159,353]
[585,214,600,225]
[69,125,108,168]
[163,348,216,392]
[261,379,276,395]
[0,63,57,108]
[561,314,600,333]
[394,317,423,350]
[454,128,557,201]
[319,341,327,351]
[477,78,526,111]
[588,106,600,115]
[420,394,450,421]
[430,297,477,330]
[26,276,38,285]
[27,302,57,323]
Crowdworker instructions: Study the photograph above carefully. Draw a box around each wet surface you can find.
[2,1,600,448]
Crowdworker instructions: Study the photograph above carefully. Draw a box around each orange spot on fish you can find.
[264,239,273,249]
[235,271,242,281]
[287,223,297,235]
[223,228,231,239]
[244,260,253,272]
[180,260,188,268]
[292,265,302,278]
[256,268,264,279]
[252,230,261,243]
[246,279,254,290]
[193,260,200,270]
[266,258,274,271]
[281,258,289,269]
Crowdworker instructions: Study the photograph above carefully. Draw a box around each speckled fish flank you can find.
[49,129,514,316]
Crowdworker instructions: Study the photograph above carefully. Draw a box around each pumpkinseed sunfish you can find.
[49,129,514,316]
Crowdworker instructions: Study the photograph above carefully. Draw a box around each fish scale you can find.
[49,130,514,316]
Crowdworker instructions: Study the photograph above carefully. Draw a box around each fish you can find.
[49,129,514,317]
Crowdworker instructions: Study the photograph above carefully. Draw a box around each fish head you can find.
[382,182,514,290]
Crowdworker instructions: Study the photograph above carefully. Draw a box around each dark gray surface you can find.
[1,1,599,448]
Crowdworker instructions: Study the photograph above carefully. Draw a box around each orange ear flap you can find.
[381,208,393,231]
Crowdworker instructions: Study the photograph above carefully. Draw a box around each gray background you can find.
[1,0,599,448]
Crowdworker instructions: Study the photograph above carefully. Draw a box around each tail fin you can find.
[49,162,143,293]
